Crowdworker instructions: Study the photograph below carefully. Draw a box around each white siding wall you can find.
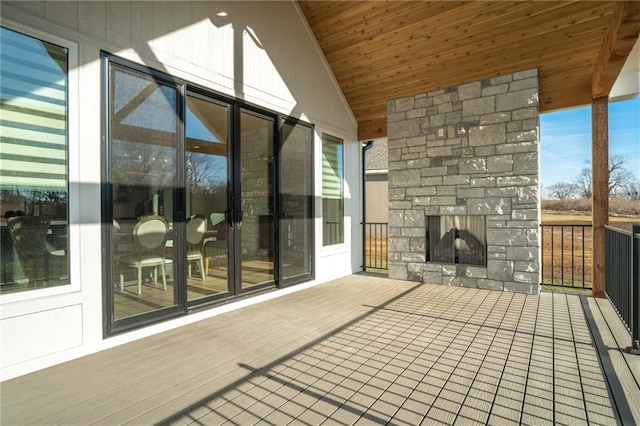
[0,1,360,380]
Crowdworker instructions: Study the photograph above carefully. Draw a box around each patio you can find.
[2,274,639,425]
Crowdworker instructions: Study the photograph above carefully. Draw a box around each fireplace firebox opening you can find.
[426,215,486,266]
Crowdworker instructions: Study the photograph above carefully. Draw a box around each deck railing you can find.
[605,224,640,350]
[364,222,388,271]
[540,224,592,289]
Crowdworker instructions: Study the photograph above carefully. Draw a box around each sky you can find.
[540,96,640,189]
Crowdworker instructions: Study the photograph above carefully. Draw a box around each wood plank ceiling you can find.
[298,1,640,140]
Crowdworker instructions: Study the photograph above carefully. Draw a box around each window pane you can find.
[322,133,343,246]
[281,122,313,282]
[0,27,69,293]
[185,95,229,301]
[109,65,179,320]
[240,111,274,289]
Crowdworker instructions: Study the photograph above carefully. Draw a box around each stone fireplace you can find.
[387,69,540,294]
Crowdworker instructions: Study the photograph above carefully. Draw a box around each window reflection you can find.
[0,27,69,293]
[240,111,274,289]
[281,123,313,282]
[185,96,229,301]
[322,134,344,246]
[109,65,179,320]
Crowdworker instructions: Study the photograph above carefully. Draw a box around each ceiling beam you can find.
[592,1,640,99]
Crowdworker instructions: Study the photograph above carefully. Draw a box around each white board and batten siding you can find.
[0,1,360,381]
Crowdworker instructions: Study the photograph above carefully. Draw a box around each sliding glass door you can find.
[107,62,181,325]
[104,54,315,335]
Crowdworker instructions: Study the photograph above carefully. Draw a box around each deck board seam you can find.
[518,294,541,426]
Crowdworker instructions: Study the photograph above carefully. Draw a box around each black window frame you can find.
[102,53,316,337]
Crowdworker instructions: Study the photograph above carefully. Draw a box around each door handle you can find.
[225,209,234,230]
[235,210,244,230]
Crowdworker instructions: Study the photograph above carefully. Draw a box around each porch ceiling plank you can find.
[298,1,639,141]
[342,39,602,101]
[592,1,640,98]
[337,27,604,90]
[325,2,610,71]
[315,2,486,56]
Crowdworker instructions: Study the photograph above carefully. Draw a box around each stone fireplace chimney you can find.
[387,69,540,294]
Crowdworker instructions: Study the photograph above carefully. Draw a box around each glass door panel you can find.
[239,110,274,290]
[109,65,180,321]
[185,95,230,302]
[280,122,314,284]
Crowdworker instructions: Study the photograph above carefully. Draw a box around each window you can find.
[0,27,70,294]
[322,133,344,246]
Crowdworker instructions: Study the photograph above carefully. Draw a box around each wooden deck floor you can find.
[2,274,639,425]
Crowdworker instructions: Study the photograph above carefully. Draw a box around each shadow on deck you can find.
[2,274,639,425]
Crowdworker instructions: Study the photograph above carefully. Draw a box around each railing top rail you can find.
[363,222,389,225]
[604,224,633,236]
[541,223,592,227]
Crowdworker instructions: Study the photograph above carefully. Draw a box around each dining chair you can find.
[120,215,168,295]
[7,216,66,286]
[186,214,207,282]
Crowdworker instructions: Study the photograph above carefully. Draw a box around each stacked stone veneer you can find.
[387,69,541,294]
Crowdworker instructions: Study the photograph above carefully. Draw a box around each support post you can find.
[592,97,609,298]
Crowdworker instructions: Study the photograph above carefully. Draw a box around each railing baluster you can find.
[571,226,574,286]
[363,222,389,271]
[561,225,565,286]
[582,225,585,288]
[541,223,592,289]
[633,224,639,350]
[551,226,555,286]
[605,224,640,350]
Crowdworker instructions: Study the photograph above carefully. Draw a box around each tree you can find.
[546,182,578,199]
[572,156,636,198]
[626,179,640,200]
[608,156,635,196]
[574,165,592,198]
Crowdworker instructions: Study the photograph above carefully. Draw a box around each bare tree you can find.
[546,182,578,199]
[186,151,211,190]
[608,155,634,196]
[626,178,640,200]
[573,156,636,198]
[574,164,592,198]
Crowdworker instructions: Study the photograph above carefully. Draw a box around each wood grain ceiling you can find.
[298,1,640,140]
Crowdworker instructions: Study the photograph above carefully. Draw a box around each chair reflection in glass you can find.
[186,214,206,282]
[6,216,66,286]
[120,215,168,295]
[204,212,227,271]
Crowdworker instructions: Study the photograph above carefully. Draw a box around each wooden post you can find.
[592,97,609,298]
